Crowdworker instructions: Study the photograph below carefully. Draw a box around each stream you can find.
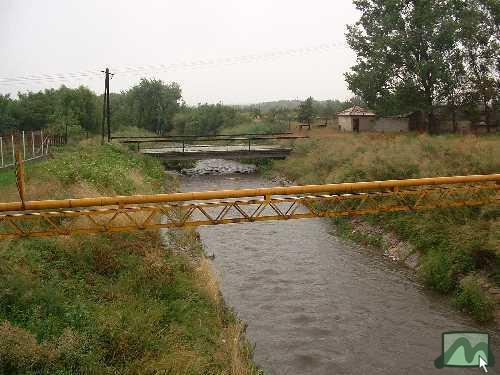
[177,159,499,375]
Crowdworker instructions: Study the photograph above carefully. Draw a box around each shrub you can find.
[419,249,455,293]
[454,275,495,322]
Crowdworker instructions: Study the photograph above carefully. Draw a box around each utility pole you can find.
[100,68,114,144]
[101,76,106,145]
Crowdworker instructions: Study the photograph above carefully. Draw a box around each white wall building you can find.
[337,106,410,133]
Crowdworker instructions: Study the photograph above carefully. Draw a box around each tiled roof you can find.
[337,106,376,116]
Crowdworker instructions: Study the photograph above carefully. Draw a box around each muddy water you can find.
[178,160,499,375]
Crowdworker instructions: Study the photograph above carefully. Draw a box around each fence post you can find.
[32,131,35,157]
[22,131,26,160]
[15,149,26,209]
[0,137,3,167]
[41,130,44,155]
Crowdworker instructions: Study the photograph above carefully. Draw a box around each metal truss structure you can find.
[0,174,498,238]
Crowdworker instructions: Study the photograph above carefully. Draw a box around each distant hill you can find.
[235,98,354,113]
[234,100,301,112]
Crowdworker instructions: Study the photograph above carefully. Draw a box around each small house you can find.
[337,106,411,133]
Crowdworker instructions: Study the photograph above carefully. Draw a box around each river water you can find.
[178,160,499,375]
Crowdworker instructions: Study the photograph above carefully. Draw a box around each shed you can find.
[337,106,411,133]
[337,106,376,132]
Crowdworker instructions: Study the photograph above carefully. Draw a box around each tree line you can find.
[345,0,499,131]
[0,79,183,136]
[0,78,358,137]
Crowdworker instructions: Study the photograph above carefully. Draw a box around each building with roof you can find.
[337,106,411,133]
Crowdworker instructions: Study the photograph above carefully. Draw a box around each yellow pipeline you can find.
[0,174,499,213]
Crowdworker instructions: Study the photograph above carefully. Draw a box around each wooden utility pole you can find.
[101,68,113,144]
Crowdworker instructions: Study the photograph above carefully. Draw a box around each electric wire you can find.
[0,41,348,88]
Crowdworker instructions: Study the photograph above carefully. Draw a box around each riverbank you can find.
[269,133,500,325]
[0,140,258,373]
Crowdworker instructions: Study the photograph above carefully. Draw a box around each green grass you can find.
[0,234,239,373]
[0,140,258,374]
[272,133,500,322]
[36,142,164,195]
[0,168,16,189]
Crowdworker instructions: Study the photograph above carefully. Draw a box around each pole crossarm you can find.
[0,174,498,238]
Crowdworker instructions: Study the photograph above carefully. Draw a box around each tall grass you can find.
[273,133,500,322]
[0,140,258,373]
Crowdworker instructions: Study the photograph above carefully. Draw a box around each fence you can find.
[0,131,66,169]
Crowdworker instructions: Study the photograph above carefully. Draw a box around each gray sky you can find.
[0,0,359,104]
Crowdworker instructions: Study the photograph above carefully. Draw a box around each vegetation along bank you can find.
[269,133,500,325]
[0,140,258,374]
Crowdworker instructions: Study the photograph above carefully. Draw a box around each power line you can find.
[0,41,348,87]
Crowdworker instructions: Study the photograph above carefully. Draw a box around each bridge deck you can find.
[117,133,306,160]
[141,144,292,160]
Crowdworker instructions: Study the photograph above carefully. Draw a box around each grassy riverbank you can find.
[0,140,257,374]
[271,133,500,323]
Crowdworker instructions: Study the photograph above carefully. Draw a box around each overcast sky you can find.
[0,0,359,105]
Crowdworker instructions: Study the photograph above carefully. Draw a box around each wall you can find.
[338,116,352,131]
[373,118,409,132]
[359,117,375,131]
[338,116,375,131]
[339,116,410,132]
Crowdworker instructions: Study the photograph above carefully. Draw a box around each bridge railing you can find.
[111,132,295,140]
[115,133,308,152]
[0,174,498,238]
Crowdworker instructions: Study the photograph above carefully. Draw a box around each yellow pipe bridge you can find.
[0,174,498,238]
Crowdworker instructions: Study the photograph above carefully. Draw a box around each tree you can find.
[0,95,19,133]
[345,0,462,131]
[298,97,315,128]
[13,90,57,130]
[126,79,182,134]
[250,106,261,119]
[456,0,499,129]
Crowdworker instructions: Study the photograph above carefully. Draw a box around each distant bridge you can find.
[113,133,308,160]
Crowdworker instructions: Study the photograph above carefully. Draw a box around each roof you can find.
[337,106,376,117]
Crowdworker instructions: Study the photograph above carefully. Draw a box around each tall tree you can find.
[345,0,461,131]
[456,0,499,129]
[298,97,315,127]
[127,79,182,134]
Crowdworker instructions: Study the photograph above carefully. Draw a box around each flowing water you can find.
[177,160,499,375]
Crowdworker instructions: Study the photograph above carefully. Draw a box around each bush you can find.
[419,249,455,293]
[454,275,495,322]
